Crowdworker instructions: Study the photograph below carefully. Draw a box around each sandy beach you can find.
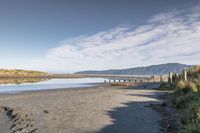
[0,83,164,133]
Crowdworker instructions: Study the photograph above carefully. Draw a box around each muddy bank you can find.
[0,106,37,133]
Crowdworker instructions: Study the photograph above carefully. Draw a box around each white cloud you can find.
[31,3,200,73]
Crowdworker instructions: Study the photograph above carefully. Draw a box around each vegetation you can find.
[0,78,48,85]
[174,92,200,133]
[160,65,200,133]
[187,65,200,81]
[110,82,133,86]
[0,69,49,77]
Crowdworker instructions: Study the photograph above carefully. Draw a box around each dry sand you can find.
[0,83,164,133]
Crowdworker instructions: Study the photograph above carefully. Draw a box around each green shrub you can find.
[175,94,198,109]
[196,83,200,91]
[190,103,200,123]
[181,123,200,133]
[159,82,167,89]
[172,66,200,133]
[159,82,176,90]
[175,92,200,133]
[180,102,200,124]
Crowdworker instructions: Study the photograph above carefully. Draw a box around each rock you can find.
[43,110,49,114]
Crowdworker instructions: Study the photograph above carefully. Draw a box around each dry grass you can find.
[0,78,48,85]
[110,82,134,86]
[0,69,48,77]
[159,65,200,133]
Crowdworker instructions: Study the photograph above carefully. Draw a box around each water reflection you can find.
[0,78,106,93]
[0,78,49,85]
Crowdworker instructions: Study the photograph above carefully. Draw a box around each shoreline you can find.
[0,84,166,133]
[0,82,158,96]
[0,83,107,95]
[0,83,112,97]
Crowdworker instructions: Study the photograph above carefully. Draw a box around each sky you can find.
[0,0,200,73]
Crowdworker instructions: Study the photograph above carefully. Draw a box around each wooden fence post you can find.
[160,76,163,83]
[168,73,173,84]
[184,70,188,81]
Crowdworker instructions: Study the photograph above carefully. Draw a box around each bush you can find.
[174,94,198,109]
[190,103,200,123]
[181,123,200,133]
[176,81,199,94]
[172,66,200,132]
[180,102,200,124]
[159,82,176,90]
[173,92,200,133]
[177,80,186,89]
[159,82,167,89]
[189,82,199,92]
[189,65,200,80]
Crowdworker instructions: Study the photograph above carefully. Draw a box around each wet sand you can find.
[0,84,164,133]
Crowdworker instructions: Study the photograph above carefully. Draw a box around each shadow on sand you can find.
[97,85,166,133]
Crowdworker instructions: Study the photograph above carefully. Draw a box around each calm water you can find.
[0,78,107,94]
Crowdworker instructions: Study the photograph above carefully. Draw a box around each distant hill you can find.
[76,63,194,75]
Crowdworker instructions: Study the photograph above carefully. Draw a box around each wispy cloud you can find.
[32,3,200,73]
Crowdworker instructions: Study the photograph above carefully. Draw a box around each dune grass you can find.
[159,65,200,133]
[160,81,200,133]
[0,69,49,77]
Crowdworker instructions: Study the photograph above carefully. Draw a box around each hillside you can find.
[0,69,49,78]
[76,63,194,75]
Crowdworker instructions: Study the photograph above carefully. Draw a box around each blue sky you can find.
[0,0,200,73]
